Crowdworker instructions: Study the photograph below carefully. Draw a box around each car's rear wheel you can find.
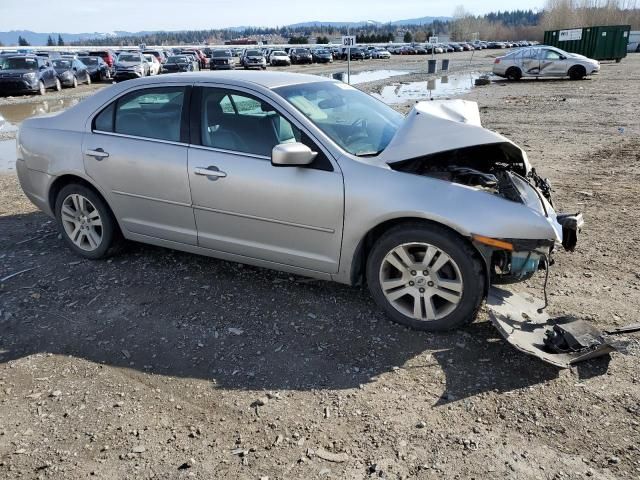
[569,65,586,80]
[506,67,522,81]
[55,184,119,260]
[366,224,485,332]
[38,81,46,96]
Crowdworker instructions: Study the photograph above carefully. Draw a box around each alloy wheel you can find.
[60,194,103,251]
[379,242,463,321]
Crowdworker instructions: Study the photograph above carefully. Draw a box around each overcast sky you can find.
[1,0,545,33]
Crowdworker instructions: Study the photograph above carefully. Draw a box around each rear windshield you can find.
[119,54,140,62]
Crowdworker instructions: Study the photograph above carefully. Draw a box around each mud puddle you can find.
[327,69,412,85]
[0,97,79,127]
[372,72,484,104]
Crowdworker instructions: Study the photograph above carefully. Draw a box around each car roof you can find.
[134,71,332,89]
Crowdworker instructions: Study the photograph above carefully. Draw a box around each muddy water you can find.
[0,139,16,173]
[0,97,79,126]
[326,69,412,85]
[0,97,80,173]
[372,73,482,104]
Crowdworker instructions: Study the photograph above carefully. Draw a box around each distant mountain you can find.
[286,16,450,29]
[0,16,451,46]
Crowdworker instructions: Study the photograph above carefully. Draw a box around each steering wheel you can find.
[344,117,368,146]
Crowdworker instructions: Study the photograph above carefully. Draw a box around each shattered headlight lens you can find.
[510,173,544,214]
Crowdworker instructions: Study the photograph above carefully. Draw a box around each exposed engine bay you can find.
[388,141,553,207]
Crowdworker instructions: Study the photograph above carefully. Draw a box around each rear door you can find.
[187,86,344,273]
[520,48,540,75]
[83,84,197,245]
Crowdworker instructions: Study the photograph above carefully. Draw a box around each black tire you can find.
[72,76,78,88]
[366,223,485,332]
[38,81,46,96]
[54,78,62,91]
[505,67,522,81]
[54,184,120,260]
[569,65,586,80]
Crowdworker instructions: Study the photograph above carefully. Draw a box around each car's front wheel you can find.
[568,65,586,80]
[54,78,62,91]
[55,184,119,259]
[366,224,485,332]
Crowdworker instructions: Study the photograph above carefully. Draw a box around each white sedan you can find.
[493,45,599,80]
[143,54,161,76]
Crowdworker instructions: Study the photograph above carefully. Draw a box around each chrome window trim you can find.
[189,143,270,161]
[92,130,188,147]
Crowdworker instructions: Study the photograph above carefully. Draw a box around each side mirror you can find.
[559,55,566,60]
[271,142,317,167]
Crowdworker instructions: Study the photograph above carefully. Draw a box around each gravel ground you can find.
[0,51,639,479]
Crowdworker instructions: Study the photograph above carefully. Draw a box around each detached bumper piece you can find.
[557,212,584,251]
[487,287,625,368]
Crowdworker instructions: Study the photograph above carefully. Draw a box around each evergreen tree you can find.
[403,31,413,43]
[57,34,65,46]
[46,35,55,46]
[18,36,30,46]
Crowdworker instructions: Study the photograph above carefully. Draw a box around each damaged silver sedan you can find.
[16,72,587,362]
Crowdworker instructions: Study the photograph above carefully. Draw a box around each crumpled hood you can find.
[378,99,530,171]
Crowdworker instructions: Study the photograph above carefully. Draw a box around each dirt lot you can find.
[0,51,639,479]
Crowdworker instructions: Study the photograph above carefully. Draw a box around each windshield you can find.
[118,54,139,62]
[294,49,309,54]
[316,49,329,54]
[52,59,72,69]
[245,50,262,56]
[0,57,38,70]
[79,57,99,65]
[272,51,287,56]
[212,50,231,57]
[275,81,404,156]
[168,56,187,63]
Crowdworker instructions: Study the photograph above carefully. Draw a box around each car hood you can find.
[117,61,141,67]
[378,100,531,171]
[0,69,33,75]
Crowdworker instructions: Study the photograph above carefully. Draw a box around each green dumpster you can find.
[544,25,631,62]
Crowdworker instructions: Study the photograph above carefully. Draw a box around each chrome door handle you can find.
[194,166,227,178]
[86,148,109,160]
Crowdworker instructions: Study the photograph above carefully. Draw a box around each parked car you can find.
[162,55,196,73]
[448,43,464,52]
[52,58,91,88]
[14,71,582,334]
[88,50,117,73]
[114,52,150,81]
[312,48,333,63]
[143,50,167,64]
[143,54,161,75]
[493,46,600,80]
[342,47,366,60]
[181,49,208,69]
[240,49,267,69]
[289,48,313,64]
[183,54,200,71]
[0,54,60,95]
[371,47,391,59]
[209,49,235,70]
[34,51,62,60]
[78,55,111,81]
[269,50,291,66]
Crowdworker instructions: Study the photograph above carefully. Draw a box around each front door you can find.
[188,87,344,273]
[539,49,566,76]
[83,85,197,245]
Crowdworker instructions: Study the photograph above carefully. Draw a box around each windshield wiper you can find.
[355,149,384,157]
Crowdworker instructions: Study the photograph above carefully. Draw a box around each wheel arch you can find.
[48,174,122,235]
[349,217,488,289]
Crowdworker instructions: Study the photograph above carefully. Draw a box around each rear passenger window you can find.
[115,87,185,142]
[93,87,186,142]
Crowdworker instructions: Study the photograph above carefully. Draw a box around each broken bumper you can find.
[486,287,622,368]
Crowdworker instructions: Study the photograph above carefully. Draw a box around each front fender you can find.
[336,159,559,283]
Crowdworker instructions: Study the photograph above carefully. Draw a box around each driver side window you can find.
[199,87,332,170]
